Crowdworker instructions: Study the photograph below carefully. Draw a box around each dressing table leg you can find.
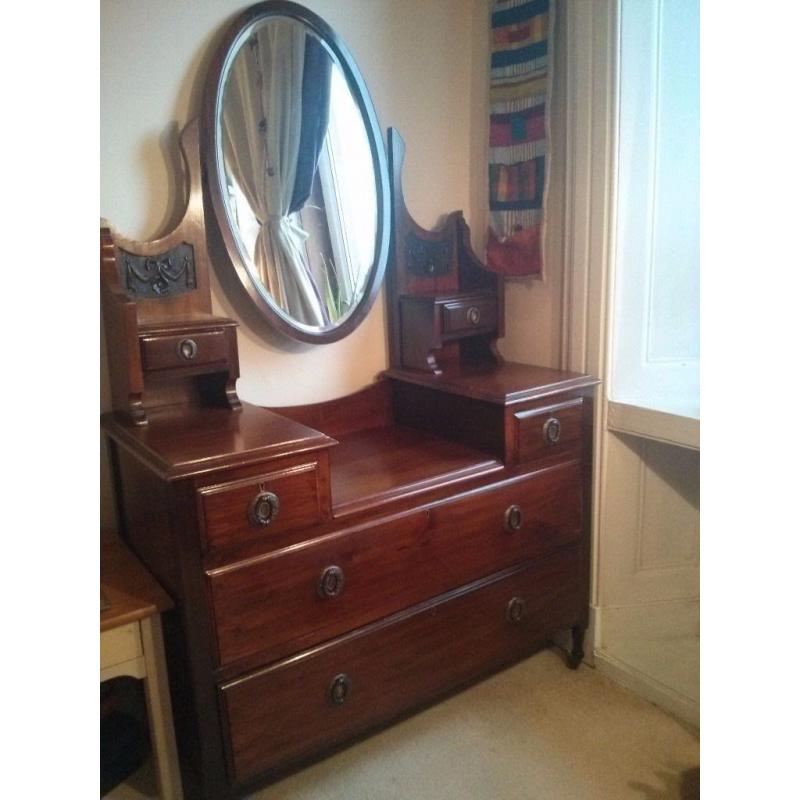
[567,624,585,670]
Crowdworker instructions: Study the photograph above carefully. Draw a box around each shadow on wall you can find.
[617,432,700,510]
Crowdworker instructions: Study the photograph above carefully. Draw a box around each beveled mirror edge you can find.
[201,0,391,345]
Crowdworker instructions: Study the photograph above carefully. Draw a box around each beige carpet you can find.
[109,650,699,800]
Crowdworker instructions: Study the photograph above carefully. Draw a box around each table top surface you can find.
[385,361,599,405]
[101,531,173,632]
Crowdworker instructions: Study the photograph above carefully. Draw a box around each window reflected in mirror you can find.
[218,18,378,332]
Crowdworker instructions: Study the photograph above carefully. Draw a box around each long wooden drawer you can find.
[208,461,582,667]
[219,545,583,784]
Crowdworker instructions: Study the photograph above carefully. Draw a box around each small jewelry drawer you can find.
[207,461,582,668]
[441,295,497,335]
[140,329,230,372]
[197,459,325,554]
[512,398,584,466]
[218,544,583,784]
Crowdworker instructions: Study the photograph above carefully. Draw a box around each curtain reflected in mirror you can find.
[219,18,378,330]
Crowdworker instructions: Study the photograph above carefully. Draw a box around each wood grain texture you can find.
[101,120,243,424]
[387,128,501,373]
[386,360,600,406]
[208,461,582,669]
[328,425,502,516]
[101,531,174,631]
[198,458,326,553]
[141,329,229,373]
[101,107,600,800]
[269,380,394,439]
[219,545,583,784]
[513,398,584,466]
[102,402,337,481]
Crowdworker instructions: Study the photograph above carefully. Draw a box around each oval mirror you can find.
[203,1,390,343]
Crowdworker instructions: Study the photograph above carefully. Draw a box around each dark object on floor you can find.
[680,766,700,799]
[100,710,149,796]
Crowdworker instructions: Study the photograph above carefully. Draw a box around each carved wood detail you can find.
[120,243,197,299]
[387,128,502,374]
[101,120,241,425]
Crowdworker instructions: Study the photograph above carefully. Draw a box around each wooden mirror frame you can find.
[201,0,391,344]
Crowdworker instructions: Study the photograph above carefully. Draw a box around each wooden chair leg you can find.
[140,616,183,799]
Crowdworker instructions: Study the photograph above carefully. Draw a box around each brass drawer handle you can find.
[248,490,280,528]
[317,565,345,599]
[467,306,481,326]
[177,338,198,360]
[507,596,526,623]
[504,504,524,533]
[543,416,561,445]
[328,673,351,705]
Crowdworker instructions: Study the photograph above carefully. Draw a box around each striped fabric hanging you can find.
[486,0,552,277]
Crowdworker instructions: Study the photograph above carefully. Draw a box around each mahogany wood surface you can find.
[208,460,582,669]
[197,457,327,554]
[387,129,501,374]
[269,380,394,439]
[101,530,173,632]
[101,229,147,424]
[140,329,229,373]
[513,398,585,466]
[103,103,599,800]
[101,120,242,424]
[105,371,597,798]
[392,379,506,458]
[220,544,583,784]
[112,446,183,596]
[102,402,336,481]
[102,120,213,323]
[387,360,600,406]
[328,425,502,516]
[441,291,499,334]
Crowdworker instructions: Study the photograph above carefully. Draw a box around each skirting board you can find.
[593,648,699,728]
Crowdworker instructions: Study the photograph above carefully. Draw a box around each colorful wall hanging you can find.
[486,0,552,277]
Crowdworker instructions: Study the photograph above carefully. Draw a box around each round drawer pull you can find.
[328,673,351,705]
[504,504,524,533]
[542,417,562,445]
[467,306,482,326]
[248,490,280,528]
[507,596,526,624]
[317,565,345,599]
[177,338,198,360]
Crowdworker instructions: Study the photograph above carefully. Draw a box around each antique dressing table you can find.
[101,3,598,798]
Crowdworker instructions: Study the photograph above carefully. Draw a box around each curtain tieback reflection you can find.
[257,214,310,241]
[253,214,327,328]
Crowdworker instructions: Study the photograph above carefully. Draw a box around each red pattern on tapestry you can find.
[489,114,546,147]
[486,225,542,277]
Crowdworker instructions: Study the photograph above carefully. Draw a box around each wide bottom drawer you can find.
[219,544,584,784]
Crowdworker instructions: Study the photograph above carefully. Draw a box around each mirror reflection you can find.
[218,17,378,330]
